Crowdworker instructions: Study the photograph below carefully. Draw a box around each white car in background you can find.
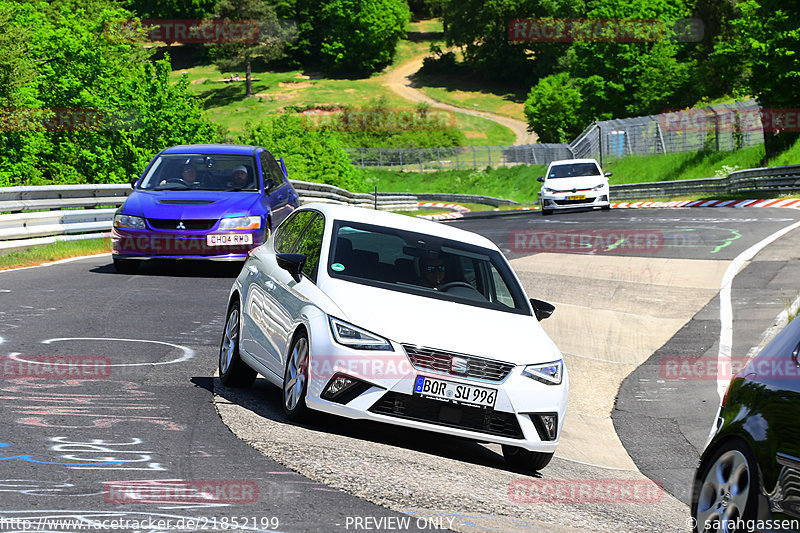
[218,203,568,471]
[538,158,612,215]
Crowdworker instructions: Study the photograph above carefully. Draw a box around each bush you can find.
[238,115,362,191]
[293,0,410,74]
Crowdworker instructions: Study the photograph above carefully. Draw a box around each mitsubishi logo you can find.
[176,221,186,230]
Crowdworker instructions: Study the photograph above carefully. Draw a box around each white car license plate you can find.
[206,234,253,246]
[567,194,586,201]
[414,376,497,408]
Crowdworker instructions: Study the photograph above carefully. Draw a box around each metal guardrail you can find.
[0,182,512,251]
[609,164,800,200]
[2,164,799,251]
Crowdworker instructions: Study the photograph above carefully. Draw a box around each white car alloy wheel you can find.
[219,303,256,388]
[283,334,309,420]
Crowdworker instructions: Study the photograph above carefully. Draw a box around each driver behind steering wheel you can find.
[160,162,199,187]
[420,257,447,289]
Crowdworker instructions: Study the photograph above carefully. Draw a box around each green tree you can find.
[293,0,409,74]
[121,0,217,18]
[0,0,220,186]
[732,0,800,156]
[206,0,296,97]
[523,72,584,143]
[441,0,581,85]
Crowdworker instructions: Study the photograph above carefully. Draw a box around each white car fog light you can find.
[324,376,354,397]
[529,413,558,441]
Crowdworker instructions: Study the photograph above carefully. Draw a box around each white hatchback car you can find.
[538,158,612,215]
[219,203,568,471]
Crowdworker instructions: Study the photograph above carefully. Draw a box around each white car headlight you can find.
[522,360,563,385]
[218,215,261,231]
[114,214,146,229]
[329,317,392,351]
[592,183,606,191]
[542,187,555,194]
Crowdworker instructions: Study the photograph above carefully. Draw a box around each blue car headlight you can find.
[219,216,261,231]
[329,317,392,351]
[114,214,146,230]
[522,360,563,385]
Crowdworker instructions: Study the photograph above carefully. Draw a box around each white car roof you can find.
[298,203,499,250]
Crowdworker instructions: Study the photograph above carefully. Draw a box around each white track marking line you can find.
[716,219,800,400]
[28,337,195,367]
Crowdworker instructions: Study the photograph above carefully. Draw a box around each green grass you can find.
[603,146,767,184]
[412,64,527,121]
[0,238,110,270]
[765,136,800,166]
[358,166,546,204]
[169,18,515,145]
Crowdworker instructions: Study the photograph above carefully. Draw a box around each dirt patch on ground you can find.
[299,106,344,115]
[254,91,297,101]
[465,132,488,138]
[190,77,207,84]
[279,81,313,88]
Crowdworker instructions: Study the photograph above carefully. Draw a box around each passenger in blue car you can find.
[229,165,253,190]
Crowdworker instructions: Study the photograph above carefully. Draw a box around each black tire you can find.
[691,438,759,533]
[601,205,611,211]
[541,209,553,216]
[218,302,257,388]
[282,333,309,421]
[113,257,139,274]
[502,445,554,471]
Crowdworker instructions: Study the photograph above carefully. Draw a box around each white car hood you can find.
[545,176,606,191]
[320,278,560,366]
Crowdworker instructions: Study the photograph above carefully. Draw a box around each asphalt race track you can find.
[1,206,799,532]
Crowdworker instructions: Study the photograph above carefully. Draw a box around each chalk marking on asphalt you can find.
[0,253,111,274]
[29,337,195,367]
[560,350,638,366]
[716,219,800,400]
[552,455,639,472]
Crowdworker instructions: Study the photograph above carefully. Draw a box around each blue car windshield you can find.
[138,154,260,191]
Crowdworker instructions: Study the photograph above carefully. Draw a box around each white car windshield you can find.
[548,162,601,178]
[327,221,530,315]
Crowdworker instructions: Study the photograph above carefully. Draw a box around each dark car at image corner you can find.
[111,144,299,273]
[691,314,800,532]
